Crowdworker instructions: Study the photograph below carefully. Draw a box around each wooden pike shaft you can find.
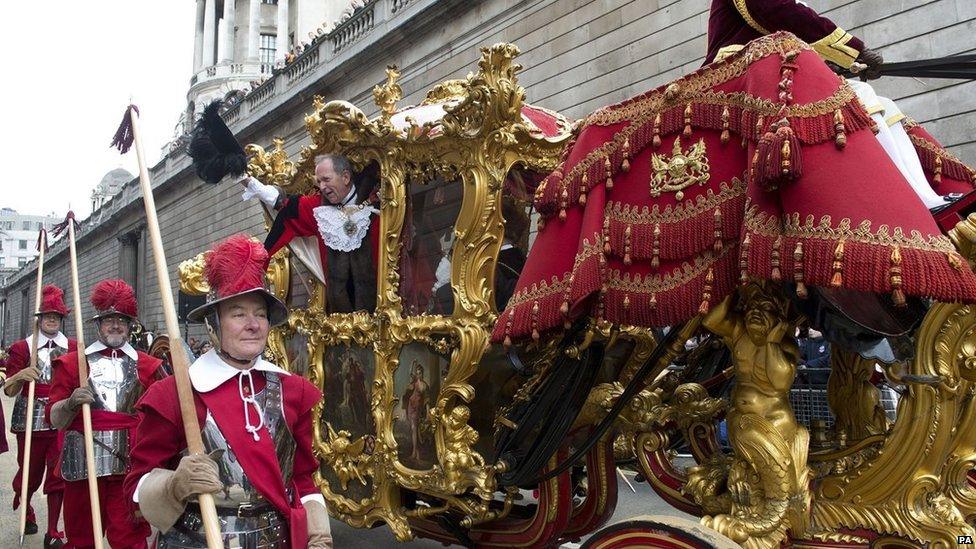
[65,220,104,549]
[18,229,47,545]
[128,108,222,548]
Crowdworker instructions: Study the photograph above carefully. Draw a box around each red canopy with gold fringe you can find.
[493,32,976,345]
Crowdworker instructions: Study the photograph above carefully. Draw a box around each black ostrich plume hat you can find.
[187,100,247,184]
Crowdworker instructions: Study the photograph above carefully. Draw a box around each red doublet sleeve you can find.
[265,194,322,258]
[282,374,323,498]
[5,340,29,381]
[47,351,81,422]
[738,0,864,67]
[135,351,167,389]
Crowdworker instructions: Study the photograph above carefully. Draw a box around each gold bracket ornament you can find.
[650,136,711,200]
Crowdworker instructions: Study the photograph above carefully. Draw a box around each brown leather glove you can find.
[3,366,41,396]
[49,388,95,429]
[67,387,95,409]
[169,454,223,503]
[857,47,884,80]
[305,499,333,549]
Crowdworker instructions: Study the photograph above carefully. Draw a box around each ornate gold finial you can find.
[178,252,210,295]
[372,65,402,121]
[246,138,295,188]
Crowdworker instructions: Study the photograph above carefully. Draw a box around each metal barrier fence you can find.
[789,367,901,429]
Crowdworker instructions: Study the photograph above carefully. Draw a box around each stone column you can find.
[193,0,205,72]
[247,0,260,62]
[217,19,227,62]
[222,0,236,63]
[275,0,289,62]
[202,0,217,67]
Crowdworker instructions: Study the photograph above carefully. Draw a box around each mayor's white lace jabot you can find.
[312,204,377,252]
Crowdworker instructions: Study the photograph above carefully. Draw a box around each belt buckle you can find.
[237,502,255,518]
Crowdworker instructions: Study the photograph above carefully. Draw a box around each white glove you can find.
[240,176,279,207]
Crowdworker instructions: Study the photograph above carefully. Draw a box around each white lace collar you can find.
[85,340,138,361]
[26,331,69,351]
[188,349,289,393]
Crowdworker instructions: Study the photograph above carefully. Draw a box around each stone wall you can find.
[3,0,974,345]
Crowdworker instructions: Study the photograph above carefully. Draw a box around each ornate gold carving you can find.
[372,65,402,121]
[650,137,710,199]
[322,422,372,490]
[696,284,810,548]
[178,252,209,295]
[826,349,889,442]
[246,138,296,189]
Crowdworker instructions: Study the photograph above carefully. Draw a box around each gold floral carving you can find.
[372,65,402,122]
[650,137,711,199]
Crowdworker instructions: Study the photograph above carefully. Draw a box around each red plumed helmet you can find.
[187,234,288,326]
[36,284,70,317]
[90,279,138,321]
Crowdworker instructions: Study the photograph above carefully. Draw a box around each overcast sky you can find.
[2,2,195,220]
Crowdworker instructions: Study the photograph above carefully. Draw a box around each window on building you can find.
[21,221,30,230]
[18,240,27,250]
[262,0,278,4]
[18,257,27,267]
[260,34,277,65]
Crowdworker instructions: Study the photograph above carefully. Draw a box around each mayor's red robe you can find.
[706,0,866,68]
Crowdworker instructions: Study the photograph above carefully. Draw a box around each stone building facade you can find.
[2,0,974,347]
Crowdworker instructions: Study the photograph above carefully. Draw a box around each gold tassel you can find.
[623,294,631,311]
[649,292,657,310]
[559,185,568,221]
[598,284,607,321]
[537,216,546,231]
[780,136,792,175]
[890,245,906,307]
[948,252,964,272]
[651,223,661,269]
[740,233,751,284]
[934,155,943,185]
[503,309,514,349]
[605,156,614,190]
[621,138,631,172]
[653,114,662,148]
[834,109,847,149]
[531,301,540,341]
[721,106,730,145]
[794,242,807,299]
[624,225,633,266]
[578,172,588,205]
[755,115,765,142]
[713,208,723,252]
[603,216,611,255]
[683,104,693,137]
[770,236,783,281]
[699,267,714,314]
[830,239,845,287]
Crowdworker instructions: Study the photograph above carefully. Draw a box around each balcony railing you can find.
[190,61,274,88]
[331,0,377,53]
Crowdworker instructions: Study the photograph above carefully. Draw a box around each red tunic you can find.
[6,337,78,400]
[706,0,865,68]
[124,369,322,546]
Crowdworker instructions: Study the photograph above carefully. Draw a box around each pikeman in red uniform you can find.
[47,279,164,549]
[124,234,332,548]
[4,284,75,548]
[705,0,884,72]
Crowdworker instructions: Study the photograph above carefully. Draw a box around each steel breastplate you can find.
[86,351,143,413]
[10,344,64,432]
[60,350,141,481]
[158,372,293,548]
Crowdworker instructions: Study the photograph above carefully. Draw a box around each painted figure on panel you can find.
[401,360,430,462]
